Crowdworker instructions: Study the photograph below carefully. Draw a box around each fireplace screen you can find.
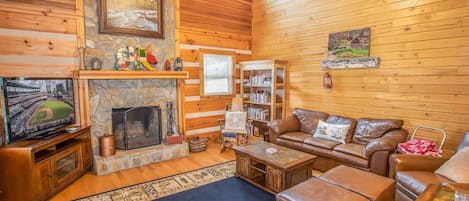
[112,106,162,150]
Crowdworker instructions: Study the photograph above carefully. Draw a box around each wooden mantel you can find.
[74,70,188,135]
[73,70,189,80]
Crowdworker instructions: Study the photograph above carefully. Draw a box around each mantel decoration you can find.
[321,27,380,69]
[174,57,183,71]
[115,46,158,70]
[99,0,163,38]
[89,57,103,70]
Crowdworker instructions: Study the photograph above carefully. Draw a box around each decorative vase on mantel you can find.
[174,57,183,71]
[89,57,103,70]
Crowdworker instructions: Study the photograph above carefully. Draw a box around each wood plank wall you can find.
[252,0,469,155]
[178,0,252,139]
[0,0,80,78]
[0,0,82,144]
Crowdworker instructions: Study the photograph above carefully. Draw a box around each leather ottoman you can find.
[277,165,395,201]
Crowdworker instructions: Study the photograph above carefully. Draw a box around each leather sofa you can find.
[268,108,408,176]
[389,131,469,201]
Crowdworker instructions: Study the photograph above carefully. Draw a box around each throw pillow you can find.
[435,147,469,183]
[313,120,351,144]
[224,111,247,130]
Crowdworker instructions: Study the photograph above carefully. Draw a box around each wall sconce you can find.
[323,72,332,89]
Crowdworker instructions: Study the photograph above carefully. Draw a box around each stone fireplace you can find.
[112,106,163,150]
[88,79,188,175]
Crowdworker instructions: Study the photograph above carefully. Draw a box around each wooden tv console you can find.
[0,126,92,201]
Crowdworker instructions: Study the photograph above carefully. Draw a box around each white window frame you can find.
[200,49,235,96]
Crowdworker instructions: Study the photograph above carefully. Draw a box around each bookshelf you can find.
[240,60,287,140]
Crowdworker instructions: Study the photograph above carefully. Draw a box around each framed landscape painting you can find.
[99,0,163,38]
[327,28,370,59]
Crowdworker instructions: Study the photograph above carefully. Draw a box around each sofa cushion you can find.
[276,138,303,150]
[353,118,403,144]
[333,143,367,159]
[278,132,311,143]
[268,116,300,135]
[313,120,351,144]
[435,147,469,183]
[327,115,357,143]
[331,150,369,168]
[396,171,451,196]
[292,108,329,134]
[304,136,341,150]
[302,143,335,158]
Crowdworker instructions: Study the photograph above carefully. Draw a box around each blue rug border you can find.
[74,160,236,200]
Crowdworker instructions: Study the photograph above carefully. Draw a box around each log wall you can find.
[0,0,82,77]
[178,0,252,139]
[0,0,83,144]
[252,0,469,155]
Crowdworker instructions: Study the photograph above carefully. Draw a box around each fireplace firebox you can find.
[112,106,162,150]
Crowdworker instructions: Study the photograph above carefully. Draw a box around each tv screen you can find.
[2,78,75,143]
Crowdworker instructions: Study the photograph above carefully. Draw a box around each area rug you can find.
[77,160,269,201]
[156,177,274,201]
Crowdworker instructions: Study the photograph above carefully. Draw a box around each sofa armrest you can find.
[267,116,300,143]
[365,129,408,158]
[388,154,449,178]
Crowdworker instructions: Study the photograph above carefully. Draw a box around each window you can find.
[200,50,235,96]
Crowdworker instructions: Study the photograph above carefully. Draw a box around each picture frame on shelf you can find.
[99,0,164,38]
[253,126,260,137]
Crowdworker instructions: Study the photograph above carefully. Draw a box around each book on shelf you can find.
[249,74,272,86]
[249,90,270,103]
[247,107,270,122]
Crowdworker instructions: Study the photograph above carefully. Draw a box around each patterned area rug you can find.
[77,161,236,201]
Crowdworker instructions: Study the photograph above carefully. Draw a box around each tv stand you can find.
[0,126,92,201]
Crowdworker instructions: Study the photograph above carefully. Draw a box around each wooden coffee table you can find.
[233,141,317,193]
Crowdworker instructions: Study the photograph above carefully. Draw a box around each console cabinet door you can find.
[236,154,250,177]
[81,141,92,169]
[35,161,52,201]
[51,144,83,189]
[266,166,283,193]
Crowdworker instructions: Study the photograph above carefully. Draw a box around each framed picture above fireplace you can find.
[98,0,164,38]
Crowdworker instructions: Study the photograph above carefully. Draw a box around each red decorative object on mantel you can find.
[323,72,333,89]
[164,59,172,71]
[167,134,183,145]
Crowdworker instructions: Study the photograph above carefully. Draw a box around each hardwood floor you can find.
[51,141,238,201]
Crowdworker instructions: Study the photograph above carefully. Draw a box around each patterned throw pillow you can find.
[313,120,351,144]
[224,111,247,130]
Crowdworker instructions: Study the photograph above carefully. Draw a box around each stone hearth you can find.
[94,143,188,175]
[89,79,188,175]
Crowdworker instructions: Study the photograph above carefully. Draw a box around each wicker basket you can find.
[189,137,209,152]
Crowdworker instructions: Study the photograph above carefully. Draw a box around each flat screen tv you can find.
[1,78,75,143]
